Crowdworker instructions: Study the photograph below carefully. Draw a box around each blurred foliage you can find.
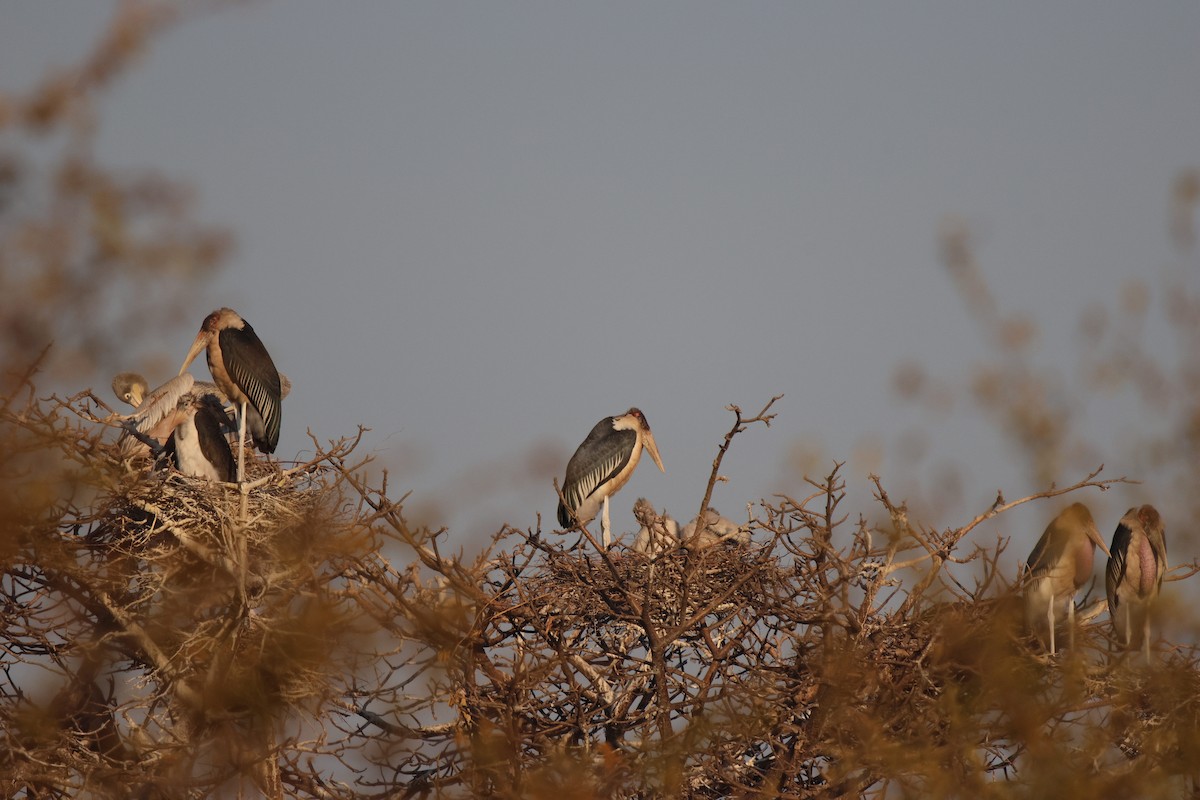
[3,5,1200,799]
[0,0,230,391]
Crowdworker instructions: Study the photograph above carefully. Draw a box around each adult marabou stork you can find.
[164,393,236,483]
[1106,504,1167,661]
[1023,502,1110,655]
[557,408,664,547]
[178,308,282,483]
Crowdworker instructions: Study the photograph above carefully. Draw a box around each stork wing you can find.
[219,323,282,452]
[560,425,636,518]
[129,374,194,437]
[1105,520,1133,603]
[195,401,236,482]
[1025,524,1068,576]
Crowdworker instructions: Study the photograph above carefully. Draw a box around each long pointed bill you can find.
[643,430,665,473]
[178,333,208,377]
[1088,525,1112,558]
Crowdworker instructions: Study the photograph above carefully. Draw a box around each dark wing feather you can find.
[558,419,635,526]
[196,402,236,482]
[219,323,282,452]
[1105,521,1132,608]
[163,430,178,468]
[1025,524,1067,577]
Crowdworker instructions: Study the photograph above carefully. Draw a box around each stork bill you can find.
[1022,502,1110,655]
[558,408,664,546]
[1106,504,1167,661]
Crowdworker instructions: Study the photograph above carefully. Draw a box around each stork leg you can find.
[1066,596,1075,653]
[236,399,247,484]
[601,495,611,548]
[1143,614,1152,664]
[1046,596,1056,656]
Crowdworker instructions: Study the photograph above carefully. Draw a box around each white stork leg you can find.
[1066,596,1075,653]
[601,495,611,549]
[237,398,247,484]
[1046,597,1056,656]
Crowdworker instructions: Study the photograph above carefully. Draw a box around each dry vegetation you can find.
[3,4,1200,798]
[5,377,1200,799]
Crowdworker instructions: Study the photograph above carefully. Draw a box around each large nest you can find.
[523,540,780,628]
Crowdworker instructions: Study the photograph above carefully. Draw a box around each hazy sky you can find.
[3,3,1198,558]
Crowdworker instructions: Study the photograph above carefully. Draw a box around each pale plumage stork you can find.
[178,308,282,484]
[680,508,752,549]
[1023,502,1110,655]
[164,393,236,483]
[558,408,665,547]
[112,374,234,482]
[112,372,152,409]
[113,371,289,413]
[632,497,679,555]
[1106,504,1167,661]
[115,373,201,456]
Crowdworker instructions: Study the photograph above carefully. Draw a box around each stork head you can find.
[111,372,149,408]
[1130,504,1165,548]
[1136,505,1162,534]
[1064,501,1111,559]
[178,308,243,376]
[620,408,665,473]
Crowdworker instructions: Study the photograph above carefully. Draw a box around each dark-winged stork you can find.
[1106,504,1167,661]
[164,393,236,483]
[1023,502,1111,655]
[178,308,282,483]
[557,408,664,547]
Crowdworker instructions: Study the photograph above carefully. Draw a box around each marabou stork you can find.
[178,308,282,483]
[558,408,664,547]
[164,393,236,483]
[1023,502,1110,655]
[1106,504,1167,661]
[680,508,751,550]
[114,370,290,414]
[113,373,210,456]
[112,372,152,409]
[112,373,234,479]
[632,497,679,555]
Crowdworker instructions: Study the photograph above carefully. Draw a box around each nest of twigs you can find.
[526,539,778,628]
[76,437,360,717]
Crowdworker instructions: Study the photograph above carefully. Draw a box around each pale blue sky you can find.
[3,3,1198,559]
